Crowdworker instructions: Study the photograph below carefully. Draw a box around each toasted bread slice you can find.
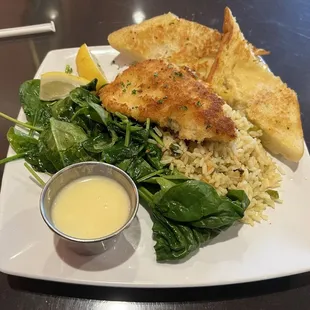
[100,59,236,142]
[108,13,268,81]
[207,7,304,162]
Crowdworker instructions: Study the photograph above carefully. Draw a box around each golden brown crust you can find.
[108,12,268,82]
[207,7,304,162]
[252,47,270,56]
[100,59,236,142]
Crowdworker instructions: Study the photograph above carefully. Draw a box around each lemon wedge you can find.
[76,43,108,90]
[39,72,90,101]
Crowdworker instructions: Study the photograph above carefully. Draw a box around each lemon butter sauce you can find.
[51,176,130,239]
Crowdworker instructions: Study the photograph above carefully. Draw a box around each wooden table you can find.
[1,0,310,309]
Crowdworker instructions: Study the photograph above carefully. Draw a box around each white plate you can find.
[0,46,310,288]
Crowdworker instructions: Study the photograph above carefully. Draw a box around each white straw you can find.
[0,21,56,39]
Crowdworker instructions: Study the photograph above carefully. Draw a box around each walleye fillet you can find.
[99,59,236,142]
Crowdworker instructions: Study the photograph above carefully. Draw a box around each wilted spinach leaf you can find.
[51,97,75,122]
[7,127,55,173]
[70,87,100,107]
[145,143,164,169]
[101,139,141,164]
[81,78,98,91]
[70,87,110,125]
[50,118,88,150]
[19,79,52,128]
[39,118,89,170]
[83,133,111,153]
[140,179,249,262]
[156,180,223,222]
[125,157,155,182]
[7,127,38,154]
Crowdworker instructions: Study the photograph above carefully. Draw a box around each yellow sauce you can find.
[51,176,130,239]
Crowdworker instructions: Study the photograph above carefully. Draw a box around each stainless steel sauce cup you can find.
[40,162,139,255]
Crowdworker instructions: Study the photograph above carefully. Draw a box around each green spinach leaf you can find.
[70,87,109,125]
[50,118,88,150]
[39,118,89,170]
[19,79,52,127]
[126,157,155,182]
[51,97,75,122]
[101,139,141,164]
[145,143,164,170]
[70,87,100,107]
[81,78,98,91]
[83,133,111,153]
[147,180,249,261]
[156,180,223,222]
[8,127,56,173]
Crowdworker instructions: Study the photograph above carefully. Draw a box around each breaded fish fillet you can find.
[207,8,304,162]
[99,59,236,142]
[108,13,269,81]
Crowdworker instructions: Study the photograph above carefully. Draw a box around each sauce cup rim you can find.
[40,161,139,243]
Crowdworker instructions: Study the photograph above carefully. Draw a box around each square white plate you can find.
[0,46,310,288]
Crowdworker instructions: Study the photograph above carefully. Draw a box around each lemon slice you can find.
[39,72,90,101]
[76,43,108,90]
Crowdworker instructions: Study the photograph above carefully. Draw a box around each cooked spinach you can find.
[145,143,164,170]
[140,181,249,261]
[69,87,101,107]
[83,133,111,153]
[101,139,141,164]
[51,97,75,122]
[0,79,250,263]
[39,118,90,171]
[82,78,98,91]
[19,79,52,128]
[126,157,155,182]
[7,127,55,172]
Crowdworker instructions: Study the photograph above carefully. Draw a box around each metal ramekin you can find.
[40,162,139,255]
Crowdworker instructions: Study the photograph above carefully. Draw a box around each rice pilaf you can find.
[161,104,282,226]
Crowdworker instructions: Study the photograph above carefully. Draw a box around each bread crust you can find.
[207,7,304,162]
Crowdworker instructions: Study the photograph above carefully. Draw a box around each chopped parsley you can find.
[180,106,188,111]
[120,81,132,93]
[132,89,137,95]
[65,64,73,74]
[196,101,202,107]
[266,190,279,200]
[174,71,183,77]
[169,143,182,158]
[154,72,158,77]
[157,96,168,104]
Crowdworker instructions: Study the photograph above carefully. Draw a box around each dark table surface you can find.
[1,0,310,309]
